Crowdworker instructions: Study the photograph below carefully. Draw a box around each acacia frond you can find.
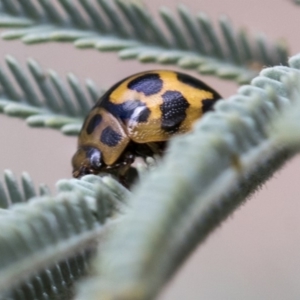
[0,171,129,300]
[0,56,103,135]
[0,169,51,208]
[75,54,300,300]
[0,0,289,83]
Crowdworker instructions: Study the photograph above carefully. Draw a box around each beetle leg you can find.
[116,152,136,188]
[146,142,161,155]
[146,141,167,155]
[119,152,135,173]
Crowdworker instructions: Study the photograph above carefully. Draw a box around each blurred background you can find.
[0,0,300,299]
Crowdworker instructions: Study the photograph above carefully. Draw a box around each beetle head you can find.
[72,146,103,178]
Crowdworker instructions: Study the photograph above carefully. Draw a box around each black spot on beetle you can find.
[86,114,102,134]
[93,75,131,109]
[202,99,219,113]
[100,126,122,147]
[177,72,222,99]
[127,73,163,96]
[101,100,150,123]
[160,90,190,132]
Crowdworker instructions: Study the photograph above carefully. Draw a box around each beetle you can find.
[72,70,222,184]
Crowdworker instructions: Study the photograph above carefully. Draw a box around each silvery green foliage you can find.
[0,1,298,300]
[0,56,103,135]
[0,171,129,299]
[0,0,288,83]
[75,56,300,300]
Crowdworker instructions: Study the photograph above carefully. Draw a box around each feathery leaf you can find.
[0,0,289,83]
[0,56,103,135]
[0,171,129,299]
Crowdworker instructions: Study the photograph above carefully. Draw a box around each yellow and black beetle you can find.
[72,70,222,184]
